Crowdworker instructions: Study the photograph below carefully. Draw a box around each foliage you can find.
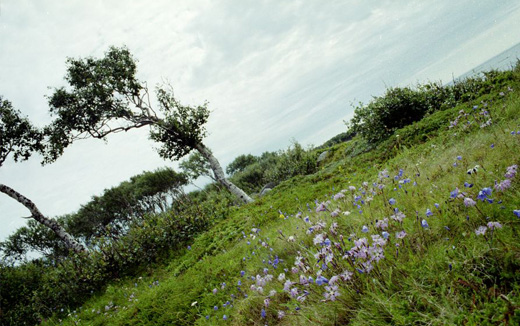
[44,46,249,203]
[229,143,318,194]
[180,151,215,181]
[0,96,42,166]
[226,154,258,176]
[348,67,519,145]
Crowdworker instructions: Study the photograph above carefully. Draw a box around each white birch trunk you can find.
[195,143,254,204]
[0,184,85,253]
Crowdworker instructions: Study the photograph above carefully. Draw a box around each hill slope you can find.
[40,70,520,326]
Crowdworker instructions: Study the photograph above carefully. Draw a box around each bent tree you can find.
[44,46,253,203]
[0,97,85,253]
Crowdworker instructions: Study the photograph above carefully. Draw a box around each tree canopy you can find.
[45,46,252,203]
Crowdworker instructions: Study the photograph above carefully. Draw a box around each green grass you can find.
[43,85,520,325]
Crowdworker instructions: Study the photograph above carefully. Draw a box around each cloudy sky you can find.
[1,0,520,241]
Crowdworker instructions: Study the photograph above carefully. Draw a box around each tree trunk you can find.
[195,143,254,204]
[0,184,85,253]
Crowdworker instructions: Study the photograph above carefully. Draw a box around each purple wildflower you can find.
[487,222,502,230]
[278,310,286,319]
[426,208,433,217]
[464,197,476,207]
[316,202,327,212]
[261,308,266,319]
[475,226,487,236]
[333,192,345,200]
[495,179,511,191]
[389,198,396,205]
[421,219,429,228]
[505,165,518,179]
[514,210,520,218]
[324,285,340,301]
[361,225,369,233]
[450,188,459,198]
[382,231,390,239]
[316,275,329,286]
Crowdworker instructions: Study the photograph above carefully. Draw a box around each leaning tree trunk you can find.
[195,143,254,204]
[0,184,85,253]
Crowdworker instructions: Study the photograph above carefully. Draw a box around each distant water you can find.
[454,42,520,82]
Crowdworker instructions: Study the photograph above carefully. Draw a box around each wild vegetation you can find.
[1,56,520,325]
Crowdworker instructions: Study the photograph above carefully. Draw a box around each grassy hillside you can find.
[31,70,520,325]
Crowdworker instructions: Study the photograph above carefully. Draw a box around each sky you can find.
[1,0,520,242]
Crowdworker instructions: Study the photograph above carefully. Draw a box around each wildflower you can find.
[349,186,356,191]
[494,179,511,191]
[475,226,487,236]
[212,288,218,295]
[290,288,299,298]
[278,273,285,281]
[464,182,473,188]
[434,203,440,209]
[376,218,389,230]
[329,275,340,285]
[514,210,520,218]
[340,270,353,281]
[330,208,341,217]
[214,306,219,311]
[316,202,327,212]
[261,308,266,318]
[389,198,396,205]
[343,210,351,216]
[391,211,406,223]
[450,188,459,198]
[288,235,295,242]
[426,208,433,217]
[371,234,387,247]
[333,192,345,200]
[505,165,518,179]
[223,315,228,320]
[421,219,429,228]
[278,310,286,319]
[457,156,462,160]
[487,222,502,230]
[324,285,340,301]
[464,197,476,207]
[240,270,245,277]
[316,275,329,286]
[361,225,369,233]
[477,187,492,201]
[382,231,390,239]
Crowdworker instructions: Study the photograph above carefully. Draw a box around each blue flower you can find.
[361,225,369,233]
[426,209,433,217]
[450,188,459,198]
[514,210,520,218]
[214,306,218,311]
[434,203,440,209]
[457,156,462,160]
[382,231,390,239]
[316,275,329,285]
[223,315,228,320]
[464,182,473,188]
[240,270,245,277]
[389,198,396,205]
[421,219,429,228]
[261,308,266,319]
